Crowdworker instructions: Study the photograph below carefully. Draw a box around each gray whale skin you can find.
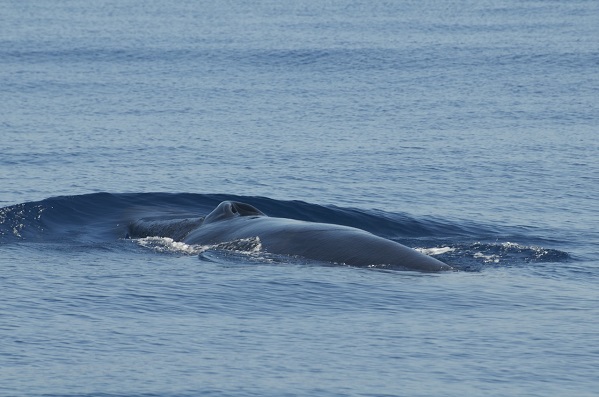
[180,201,451,272]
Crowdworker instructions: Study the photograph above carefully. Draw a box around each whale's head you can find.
[202,201,265,224]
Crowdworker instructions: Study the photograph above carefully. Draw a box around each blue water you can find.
[1,0,598,396]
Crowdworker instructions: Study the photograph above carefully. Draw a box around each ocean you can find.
[1,0,598,396]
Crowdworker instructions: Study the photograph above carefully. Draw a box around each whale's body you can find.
[131,201,452,272]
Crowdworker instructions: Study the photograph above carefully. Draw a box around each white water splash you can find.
[136,236,204,254]
[416,246,455,256]
[473,252,501,263]
[135,236,263,256]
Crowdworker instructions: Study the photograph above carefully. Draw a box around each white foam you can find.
[502,241,523,249]
[135,236,263,256]
[136,236,205,254]
[416,246,455,256]
[473,252,500,263]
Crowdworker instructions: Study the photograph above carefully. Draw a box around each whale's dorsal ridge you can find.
[203,201,266,224]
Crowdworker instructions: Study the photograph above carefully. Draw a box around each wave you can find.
[0,192,571,270]
[0,192,479,243]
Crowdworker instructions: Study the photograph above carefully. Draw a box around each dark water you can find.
[1,0,598,396]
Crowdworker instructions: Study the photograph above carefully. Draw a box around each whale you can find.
[129,201,452,272]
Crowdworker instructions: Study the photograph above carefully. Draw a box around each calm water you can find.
[1,0,598,396]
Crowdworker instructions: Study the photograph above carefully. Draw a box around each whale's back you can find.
[186,216,451,272]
